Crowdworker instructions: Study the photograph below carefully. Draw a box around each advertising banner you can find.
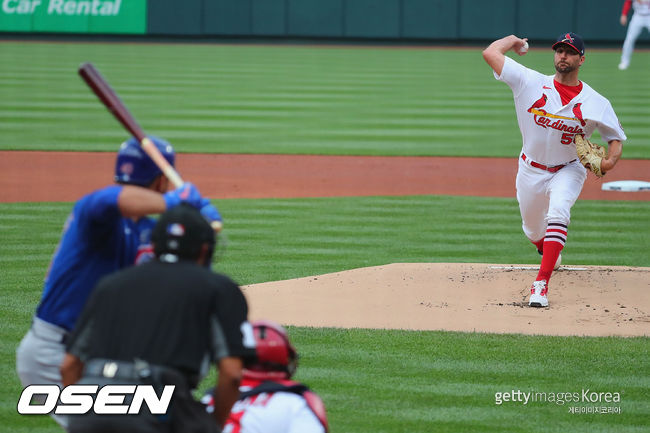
[0,0,146,33]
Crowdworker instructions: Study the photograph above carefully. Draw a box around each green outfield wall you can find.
[1,0,648,43]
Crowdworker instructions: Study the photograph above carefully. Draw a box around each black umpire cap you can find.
[152,203,216,262]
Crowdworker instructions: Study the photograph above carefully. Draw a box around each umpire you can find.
[60,204,256,433]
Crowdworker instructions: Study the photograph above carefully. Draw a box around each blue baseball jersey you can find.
[36,185,156,331]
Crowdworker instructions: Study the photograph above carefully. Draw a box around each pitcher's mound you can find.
[242,263,650,337]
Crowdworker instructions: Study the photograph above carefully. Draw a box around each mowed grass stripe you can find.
[1,42,647,157]
[297,129,499,138]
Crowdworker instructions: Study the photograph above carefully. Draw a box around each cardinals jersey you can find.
[221,379,327,433]
[495,56,626,166]
[623,0,650,16]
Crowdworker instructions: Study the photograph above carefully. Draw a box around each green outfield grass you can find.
[0,42,648,158]
[292,328,649,433]
[1,196,649,431]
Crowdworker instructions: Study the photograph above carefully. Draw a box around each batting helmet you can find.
[114,136,175,186]
[244,320,298,380]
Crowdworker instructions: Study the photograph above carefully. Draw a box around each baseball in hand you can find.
[519,41,529,54]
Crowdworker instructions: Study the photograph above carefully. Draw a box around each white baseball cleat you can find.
[529,280,549,308]
[618,61,629,70]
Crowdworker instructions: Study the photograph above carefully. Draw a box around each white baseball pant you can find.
[621,12,650,66]
[515,155,587,243]
[16,317,70,430]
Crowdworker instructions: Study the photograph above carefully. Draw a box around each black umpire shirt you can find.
[66,259,257,387]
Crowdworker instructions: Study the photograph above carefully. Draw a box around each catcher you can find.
[202,320,329,433]
[483,32,626,307]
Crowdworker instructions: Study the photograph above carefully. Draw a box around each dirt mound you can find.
[242,263,650,337]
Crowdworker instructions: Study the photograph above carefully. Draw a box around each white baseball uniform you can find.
[620,0,650,68]
[224,390,325,433]
[494,56,626,244]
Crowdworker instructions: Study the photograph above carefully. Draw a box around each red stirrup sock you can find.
[536,222,567,282]
[531,238,545,254]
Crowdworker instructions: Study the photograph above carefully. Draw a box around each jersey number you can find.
[560,133,573,145]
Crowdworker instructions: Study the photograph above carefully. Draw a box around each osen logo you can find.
[17,384,175,415]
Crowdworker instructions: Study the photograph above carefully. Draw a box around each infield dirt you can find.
[2,151,650,202]
[243,263,650,337]
[2,151,649,337]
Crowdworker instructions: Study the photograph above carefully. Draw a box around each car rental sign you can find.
[0,0,146,33]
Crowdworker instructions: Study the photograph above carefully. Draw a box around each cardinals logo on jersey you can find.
[572,103,586,126]
[527,94,585,137]
[527,93,548,114]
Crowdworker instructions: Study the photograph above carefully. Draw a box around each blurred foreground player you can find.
[16,136,221,429]
[203,320,329,433]
[61,204,255,433]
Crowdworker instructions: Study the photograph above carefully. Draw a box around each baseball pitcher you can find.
[482,33,626,307]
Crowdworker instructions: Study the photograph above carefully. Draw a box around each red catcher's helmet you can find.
[244,320,298,380]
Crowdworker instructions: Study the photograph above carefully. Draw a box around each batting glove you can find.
[199,198,223,224]
[163,182,203,210]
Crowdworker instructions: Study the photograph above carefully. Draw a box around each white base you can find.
[602,180,650,192]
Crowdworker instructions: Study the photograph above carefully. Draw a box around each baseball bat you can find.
[78,62,222,231]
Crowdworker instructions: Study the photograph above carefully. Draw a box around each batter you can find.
[15,136,220,429]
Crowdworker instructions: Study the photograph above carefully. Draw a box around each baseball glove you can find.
[575,135,607,177]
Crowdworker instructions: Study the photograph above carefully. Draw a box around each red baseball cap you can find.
[552,32,585,56]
